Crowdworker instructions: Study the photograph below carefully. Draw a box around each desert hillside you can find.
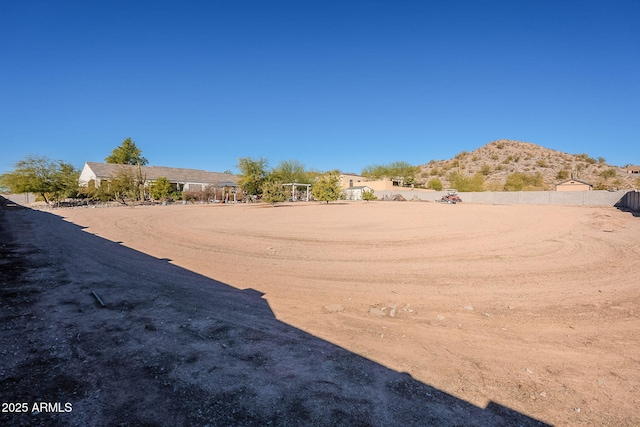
[418,140,639,191]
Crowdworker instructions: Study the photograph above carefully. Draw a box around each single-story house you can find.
[626,166,640,174]
[555,178,593,191]
[340,173,368,189]
[344,185,374,201]
[340,173,403,191]
[79,162,239,192]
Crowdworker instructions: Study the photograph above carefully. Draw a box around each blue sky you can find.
[1,0,638,175]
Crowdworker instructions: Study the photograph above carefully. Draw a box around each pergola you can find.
[283,183,311,201]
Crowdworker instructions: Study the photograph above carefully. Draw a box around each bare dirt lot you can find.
[1,199,639,426]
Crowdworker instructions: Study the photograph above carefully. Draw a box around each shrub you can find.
[361,189,377,201]
[448,171,484,192]
[556,170,570,180]
[599,168,617,180]
[504,172,545,191]
[427,178,443,191]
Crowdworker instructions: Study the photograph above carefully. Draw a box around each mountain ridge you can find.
[417,140,639,191]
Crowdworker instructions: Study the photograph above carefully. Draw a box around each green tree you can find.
[105,138,148,165]
[361,189,377,201]
[270,160,312,184]
[361,161,418,185]
[0,155,79,205]
[149,177,173,201]
[237,157,269,196]
[312,171,343,203]
[261,181,287,205]
[108,167,136,204]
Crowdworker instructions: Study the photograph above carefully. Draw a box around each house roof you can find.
[555,178,593,187]
[84,162,238,185]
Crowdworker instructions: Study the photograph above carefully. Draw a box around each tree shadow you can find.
[0,199,550,426]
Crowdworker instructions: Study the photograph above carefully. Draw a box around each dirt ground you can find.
[1,199,639,426]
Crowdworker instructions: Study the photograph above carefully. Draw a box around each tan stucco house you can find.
[626,166,640,174]
[555,178,593,191]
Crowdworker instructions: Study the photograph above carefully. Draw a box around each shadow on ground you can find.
[0,198,550,426]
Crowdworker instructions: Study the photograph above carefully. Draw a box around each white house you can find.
[79,162,238,192]
[344,185,374,201]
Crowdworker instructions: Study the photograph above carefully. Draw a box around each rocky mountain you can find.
[417,140,639,191]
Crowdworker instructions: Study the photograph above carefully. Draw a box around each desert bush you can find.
[261,181,287,204]
[495,142,504,149]
[536,159,548,168]
[599,168,617,180]
[480,164,492,175]
[361,189,377,201]
[504,172,545,191]
[427,178,443,191]
[448,171,484,192]
[556,170,570,180]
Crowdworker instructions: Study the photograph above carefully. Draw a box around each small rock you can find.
[526,368,533,374]
[463,306,474,311]
[389,308,397,317]
[483,312,490,317]
[370,308,386,316]
[508,305,514,310]
[325,304,344,313]
[436,315,445,321]
[574,408,581,413]
[540,392,547,397]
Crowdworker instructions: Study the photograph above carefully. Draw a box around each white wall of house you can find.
[78,164,98,186]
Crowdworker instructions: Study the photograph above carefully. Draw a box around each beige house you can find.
[340,173,368,189]
[339,173,402,191]
[555,178,593,191]
[79,162,238,192]
[626,166,640,174]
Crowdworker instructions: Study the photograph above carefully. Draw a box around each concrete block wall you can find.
[375,189,630,208]
[616,190,640,211]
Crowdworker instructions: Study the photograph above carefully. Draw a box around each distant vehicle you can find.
[438,189,462,204]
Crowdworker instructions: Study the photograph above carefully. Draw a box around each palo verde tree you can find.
[312,170,343,204]
[361,188,377,201]
[270,159,313,184]
[108,167,137,204]
[105,138,148,166]
[237,157,269,197]
[261,180,288,205]
[361,161,419,186]
[0,155,79,205]
[448,171,485,192]
[149,176,174,201]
